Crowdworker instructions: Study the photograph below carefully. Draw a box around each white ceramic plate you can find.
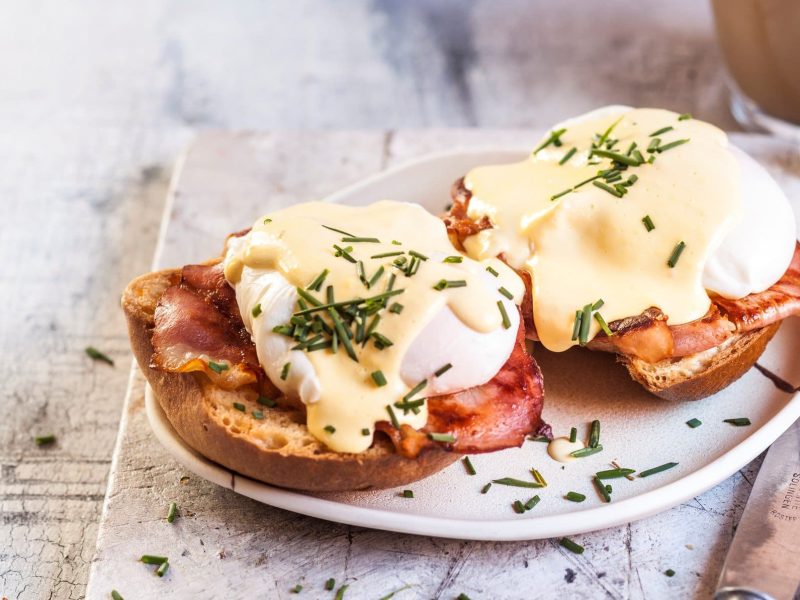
[147,144,800,541]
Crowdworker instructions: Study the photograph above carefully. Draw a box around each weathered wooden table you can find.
[0,2,777,599]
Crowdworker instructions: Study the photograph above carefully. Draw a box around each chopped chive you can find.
[334,585,349,600]
[632,149,646,164]
[391,240,401,245]
[559,147,577,165]
[324,425,336,434]
[251,303,263,318]
[208,361,229,374]
[328,308,358,361]
[590,149,642,167]
[596,468,636,479]
[531,469,547,487]
[486,265,499,277]
[571,310,583,341]
[594,476,612,502]
[639,462,679,478]
[367,265,385,288]
[290,584,303,593]
[570,444,603,458]
[408,250,428,261]
[665,568,676,577]
[402,380,427,402]
[443,255,463,263]
[428,432,456,443]
[371,370,387,387]
[625,174,639,186]
[111,591,124,600]
[307,269,329,291]
[280,362,291,380]
[332,244,357,263]
[371,251,404,259]
[156,562,169,577]
[647,154,656,164]
[434,363,452,377]
[233,402,245,412]
[357,260,367,287]
[498,286,514,300]
[341,236,380,243]
[140,555,168,565]
[463,456,477,476]
[588,420,600,448]
[597,116,623,147]
[322,224,355,237]
[492,477,544,489]
[594,312,613,336]
[361,428,370,436]
[686,418,702,428]
[647,137,661,153]
[656,138,690,153]
[524,495,541,511]
[614,183,629,196]
[402,489,414,498]
[550,173,603,201]
[724,418,752,426]
[592,298,604,310]
[272,324,293,336]
[578,303,592,345]
[565,491,586,502]
[625,141,638,156]
[257,396,277,408]
[325,578,336,591]
[481,483,492,494]
[649,126,674,137]
[371,332,394,349]
[433,279,467,290]
[389,302,403,314]
[34,434,56,446]
[166,502,178,523]
[263,218,272,224]
[497,300,511,329]
[85,346,114,365]
[386,405,400,429]
[533,127,567,154]
[293,288,405,317]
[642,215,655,232]
[678,113,692,121]
[593,180,623,197]
[667,241,686,268]
[569,427,577,443]
[560,537,584,554]
[513,500,526,514]
[252,410,264,420]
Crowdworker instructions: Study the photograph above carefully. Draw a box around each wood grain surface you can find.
[0,1,770,599]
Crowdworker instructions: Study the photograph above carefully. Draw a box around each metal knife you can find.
[715,418,800,600]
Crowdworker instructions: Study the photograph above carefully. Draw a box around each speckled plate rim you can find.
[143,145,800,541]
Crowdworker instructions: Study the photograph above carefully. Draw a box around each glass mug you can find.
[711,0,800,139]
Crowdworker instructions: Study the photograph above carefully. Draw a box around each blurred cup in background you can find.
[711,0,800,140]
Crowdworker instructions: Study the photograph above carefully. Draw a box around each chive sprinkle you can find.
[257,396,277,407]
[531,469,547,487]
[594,312,613,336]
[588,419,600,448]
[591,149,642,167]
[85,346,114,365]
[533,128,567,154]
[280,362,291,380]
[434,363,452,377]
[596,467,636,479]
[492,477,544,489]
[481,483,492,494]
[233,402,245,412]
[328,308,358,361]
[391,240,401,245]
[156,562,169,577]
[166,502,178,523]
[367,265,385,288]
[639,462,679,478]
[140,555,168,565]
[322,224,355,237]
[371,251,404,259]
[592,298,604,310]
[686,418,702,428]
[665,569,676,577]
[678,113,692,121]
[594,476,612,502]
[408,250,428,261]
[497,300,511,329]
[371,370,387,387]
[290,584,303,593]
[386,405,400,429]
[402,489,414,498]
[570,444,603,458]
[341,236,380,243]
[433,279,467,290]
[389,302,403,314]
[565,491,586,502]
[486,265,499,277]
[443,255,463,263]
[667,241,686,268]
[569,427,577,443]
[463,456,477,475]
[252,410,264,420]
[251,303,263,318]
[571,310,582,341]
[361,428,370,436]
[334,585,349,600]
[457,594,472,600]
[498,286,514,300]
[597,116,623,147]
[559,147,577,165]
[724,418,752,426]
[307,269,329,291]
[656,138,690,153]
[512,500,526,514]
[34,434,56,446]
[428,432,456,443]
[293,289,405,317]
[593,180,623,197]
[402,380,427,402]
[578,303,592,345]
[325,578,336,591]
[642,215,655,231]
[551,173,603,201]
[524,495,541,511]
[111,591,124,600]
[649,126,674,137]
[208,361,229,374]
[560,537,584,554]
[324,425,336,434]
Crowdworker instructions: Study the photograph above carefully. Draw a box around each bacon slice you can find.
[151,262,263,389]
[442,177,493,251]
[376,316,545,458]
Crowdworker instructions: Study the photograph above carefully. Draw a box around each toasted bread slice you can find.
[619,321,781,401]
[122,269,458,492]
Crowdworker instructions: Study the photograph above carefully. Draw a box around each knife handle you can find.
[715,587,778,600]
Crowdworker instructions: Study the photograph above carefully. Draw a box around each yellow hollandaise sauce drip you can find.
[223,201,524,453]
[462,107,742,351]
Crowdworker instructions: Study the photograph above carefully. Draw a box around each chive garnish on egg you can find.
[667,241,686,268]
[593,180,624,198]
[433,279,467,290]
[434,363,452,377]
[251,303,263,318]
[642,215,655,231]
[322,224,355,237]
[497,301,511,329]
[578,303,592,345]
[649,126,674,137]
[559,147,577,165]
[656,138,690,153]
[324,425,336,434]
[486,265,499,277]
[498,286,513,300]
[307,269,329,292]
[678,113,692,121]
[594,312,613,336]
[533,128,567,154]
[590,149,642,167]
[443,256,463,263]
[371,251,404,259]
[386,405,400,429]
[389,302,403,314]
[280,362,291,380]
[341,236,380,243]
[361,428,370,436]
